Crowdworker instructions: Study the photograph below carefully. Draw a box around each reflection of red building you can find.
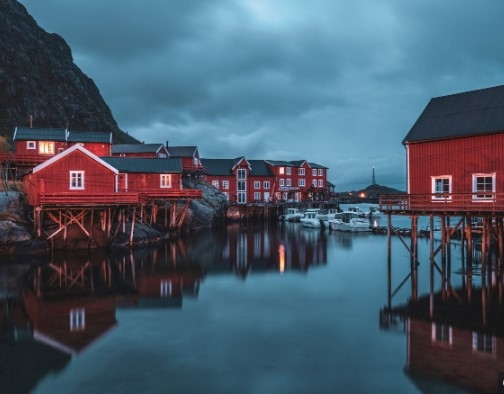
[389,288,504,394]
[23,291,117,355]
[407,318,504,394]
[221,223,327,277]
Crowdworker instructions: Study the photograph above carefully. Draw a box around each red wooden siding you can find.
[407,133,504,195]
[24,149,117,206]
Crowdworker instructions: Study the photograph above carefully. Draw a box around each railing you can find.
[0,152,51,166]
[379,193,504,213]
[37,189,203,206]
[39,192,141,206]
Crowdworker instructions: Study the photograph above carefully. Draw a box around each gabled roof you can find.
[101,157,182,173]
[13,127,67,141]
[403,85,504,144]
[308,162,327,169]
[168,146,198,158]
[265,160,295,167]
[111,143,167,155]
[32,144,118,174]
[67,130,112,144]
[231,156,251,171]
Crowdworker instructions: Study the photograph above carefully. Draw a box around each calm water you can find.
[0,215,501,394]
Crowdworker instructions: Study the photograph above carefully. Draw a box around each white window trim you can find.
[472,173,496,201]
[431,323,453,345]
[26,141,36,149]
[318,179,323,187]
[70,308,85,331]
[160,174,172,188]
[299,179,305,187]
[312,169,317,176]
[254,192,261,200]
[298,168,305,176]
[280,179,285,186]
[431,175,452,201]
[254,181,261,189]
[286,179,291,186]
[286,167,291,175]
[69,171,85,190]
[263,181,270,189]
[318,169,323,176]
[222,180,229,189]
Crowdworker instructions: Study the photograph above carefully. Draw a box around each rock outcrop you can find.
[0,0,138,145]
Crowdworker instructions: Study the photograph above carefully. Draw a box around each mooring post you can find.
[429,214,434,318]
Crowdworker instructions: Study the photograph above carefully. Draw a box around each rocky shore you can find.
[0,179,227,256]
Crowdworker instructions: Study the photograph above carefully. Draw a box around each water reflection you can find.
[382,242,504,394]
[0,222,328,393]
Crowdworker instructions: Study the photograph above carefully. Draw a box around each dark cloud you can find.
[19,0,504,191]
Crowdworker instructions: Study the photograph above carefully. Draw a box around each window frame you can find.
[26,141,36,150]
[254,181,261,189]
[160,174,172,188]
[298,168,305,176]
[69,171,85,190]
[222,180,229,190]
[472,173,496,201]
[431,175,452,201]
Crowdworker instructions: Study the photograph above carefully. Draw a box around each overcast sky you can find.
[18,0,504,191]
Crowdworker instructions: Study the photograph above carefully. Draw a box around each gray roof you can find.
[111,143,166,154]
[168,146,198,157]
[200,158,237,176]
[248,160,274,176]
[403,85,504,143]
[101,157,182,173]
[13,127,67,141]
[67,130,112,143]
[308,162,327,169]
[201,158,274,177]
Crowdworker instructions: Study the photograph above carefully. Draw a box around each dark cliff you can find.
[0,0,138,146]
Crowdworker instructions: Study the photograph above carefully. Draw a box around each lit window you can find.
[222,180,229,189]
[160,174,171,188]
[39,141,55,155]
[431,176,452,200]
[70,308,85,331]
[299,179,305,187]
[298,168,305,176]
[473,173,495,200]
[254,181,261,189]
[69,171,84,190]
[263,181,270,189]
[279,167,285,175]
[212,180,219,189]
[27,141,36,149]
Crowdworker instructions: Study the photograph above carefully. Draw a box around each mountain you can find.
[338,183,406,203]
[0,0,139,147]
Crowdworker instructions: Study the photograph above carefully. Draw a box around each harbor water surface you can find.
[1,215,498,394]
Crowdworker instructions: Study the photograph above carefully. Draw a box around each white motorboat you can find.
[346,206,381,219]
[301,210,322,228]
[282,207,304,222]
[329,212,370,232]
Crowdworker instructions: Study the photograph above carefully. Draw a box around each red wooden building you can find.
[111,143,169,158]
[9,127,112,167]
[23,144,121,207]
[202,157,329,203]
[167,145,204,175]
[381,85,504,213]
